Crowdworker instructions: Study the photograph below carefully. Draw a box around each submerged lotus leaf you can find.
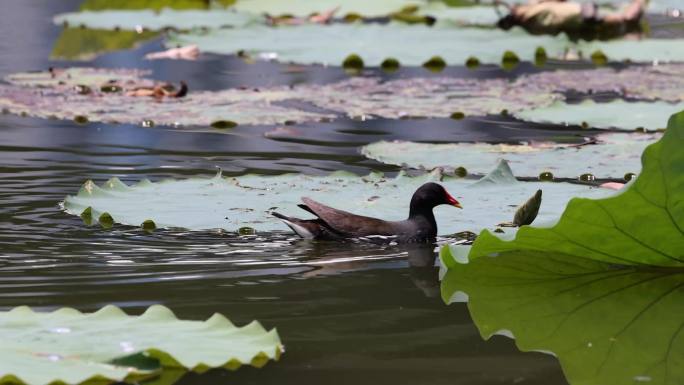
[0,304,282,385]
[458,110,684,267]
[361,132,661,179]
[51,28,158,61]
[440,250,684,385]
[54,9,259,31]
[5,65,684,127]
[63,164,611,235]
[515,100,683,130]
[168,23,684,66]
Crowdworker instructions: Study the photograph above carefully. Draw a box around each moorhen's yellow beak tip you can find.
[454,202,463,209]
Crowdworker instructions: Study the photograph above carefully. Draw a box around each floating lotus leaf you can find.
[63,163,611,235]
[4,65,684,127]
[449,110,684,267]
[0,68,331,127]
[167,23,684,66]
[515,100,684,130]
[78,0,232,11]
[440,250,684,385]
[6,67,150,88]
[417,4,500,26]
[230,0,421,17]
[361,132,661,179]
[51,28,158,61]
[54,9,259,31]
[0,304,282,385]
[579,37,684,63]
[166,24,569,66]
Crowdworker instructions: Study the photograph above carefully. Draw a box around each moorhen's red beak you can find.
[445,191,463,209]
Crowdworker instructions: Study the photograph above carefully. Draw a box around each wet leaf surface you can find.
[0,305,282,385]
[361,132,662,179]
[515,100,684,130]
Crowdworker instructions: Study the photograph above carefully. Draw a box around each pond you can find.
[0,1,682,385]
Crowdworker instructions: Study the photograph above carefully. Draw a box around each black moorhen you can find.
[272,182,462,243]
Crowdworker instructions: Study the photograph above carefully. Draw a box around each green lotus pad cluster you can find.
[0,304,283,385]
[438,110,684,385]
[3,65,684,128]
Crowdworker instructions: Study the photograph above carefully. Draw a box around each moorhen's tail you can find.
[271,211,321,239]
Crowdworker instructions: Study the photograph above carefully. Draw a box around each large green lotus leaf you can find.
[454,110,684,267]
[515,100,684,130]
[440,250,684,385]
[167,23,684,66]
[0,304,282,385]
[62,163,611,234]
[51,28,158,61]
[54,9,259,31]
[361,132,661,179]
[4,65,684,127]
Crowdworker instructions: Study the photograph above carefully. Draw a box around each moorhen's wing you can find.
[300,197,398,237]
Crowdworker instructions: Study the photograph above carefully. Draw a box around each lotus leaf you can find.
[452,110,684,267]
[4,66,684,127]
[0,304,282,385]
[166,24,569,66]
[167,23,684,66]
[54,9,260,31]
[51,28,158,61]
[361,132,662,179]
[440,250,684,385]
[230,0,422,17]
[0,68,331,127]
[79,0,233,11]
[62,162,612,234]
[515,100,684,130]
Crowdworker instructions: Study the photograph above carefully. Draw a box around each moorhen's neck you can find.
[408,200,437,224]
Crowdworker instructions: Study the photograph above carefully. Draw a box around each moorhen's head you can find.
[409,183,462,217]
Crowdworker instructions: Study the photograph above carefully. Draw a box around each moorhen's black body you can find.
[272,182,462,243]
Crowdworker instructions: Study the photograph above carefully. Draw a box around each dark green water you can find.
[4,2,682,384]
